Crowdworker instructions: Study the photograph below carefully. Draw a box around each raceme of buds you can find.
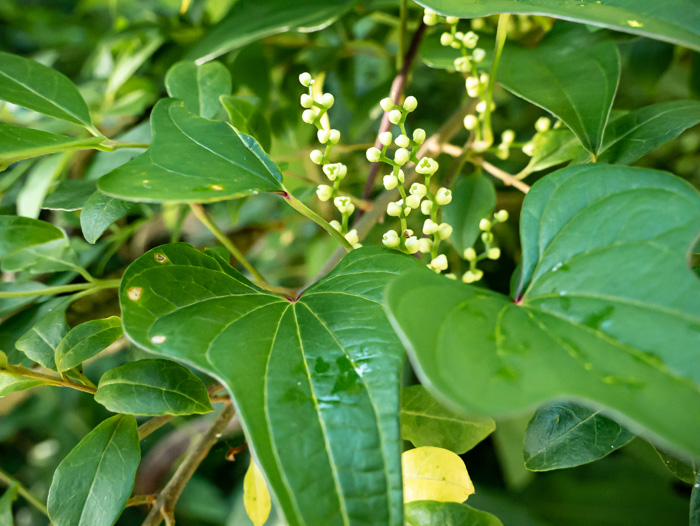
[388,109,403,124]
[494,209,509,222]
[379,131,393,146]
[403,96,417,112]
[405,236,420,254]
[316,185,333,201]
[383,174,398,190]
[334,196,354,215]
[416,157,439,175]
[345,229,359,245]
[299,72,313,87]
[429,254,448,272]
[382,230,400,248]
[435,187,452,205]
[380,97,394,111]
[463,114,478,130]
[535,116,552,132]
[366,147,382,162]
[395,134,410,148]
[310,149,324,165]
[410,183,427,197]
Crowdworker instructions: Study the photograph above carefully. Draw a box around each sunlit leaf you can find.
[402,446,474,503]
[244,459,272,526]
[165,61,231,119]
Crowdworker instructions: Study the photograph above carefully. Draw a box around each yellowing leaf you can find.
[244,459,271,526]
[402,446,474,503]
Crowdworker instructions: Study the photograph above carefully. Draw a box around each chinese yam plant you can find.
[0,1,699,525]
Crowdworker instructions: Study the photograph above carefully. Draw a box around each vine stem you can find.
[474,158,531,193]
[481,13,511,148]
[141,403,235,526]
[0,468,49,516]
[0,279,121,299]
[2,365,98,394]
[282,191,354,252]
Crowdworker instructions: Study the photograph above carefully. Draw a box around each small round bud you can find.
[494,209,509,222]
[440,32,454,46]
[479,218,492,231]
[472,48,486,63]
[387,201,403,217]
[413,128,426,144]
[421,199,433,215]
[329,129,341,144]
[462,31,479,48]
[454,31,464,41]
[310,149,324,164]
[463,247,477,261]
[423,219,439,235]
[480,73,489,84]
[419,238,433,253]
[496,143,509,160]
[317,129,330,144]
[410,183,427,197]
[366,147,382,162]
[345,229,359,245]
[320,93,334,108]
[338,164,347,179]
[471,17,485,30]
[300,94,314,108]
[379,131,393,146]
[329,220,342,232]
[405,236,420,254]
[535,116,552,133]
[466,76,480,97]
[382,230,400,248]
[487,247,501,260]
[302,109,316,124]
[454,57,470,72]
[388,109,403,125]
[416,157,439,175]
[522,142,535,156]
[403,96,417,112]
[429,254,449,271]
[445,16,459,25]
[397,169,405,184]
[445,273,457,280]
[476,100,487,113]
[323,163,343,181]
[481,231,494,244]
[423,8,438,26]
[501,129,515,145]
[438,223,453,239]
[462,269,483,283]
[380,97,394,111]
[299,72,313,87]
[394,148,410,165]
[435,187,452,205]
[395,134,410,148]
[403,205,412,217]
[405,194,421,209]
[334,196,354,214]
[463,114,478,130]
[383,174,398,190]
[316,184,333,201]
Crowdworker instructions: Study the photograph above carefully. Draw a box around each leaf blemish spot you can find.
[127,287,142,301]
[151,335,166,344]
[154,253,168,263]
[210,184,224,191]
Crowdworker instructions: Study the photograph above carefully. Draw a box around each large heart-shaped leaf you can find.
[165,61,231,119]
[386,164,700,458]
[186,0,358,63]
[415,0,700,52]
[97,99,283,203]
[0,52,96,132]
[119,244,423,525]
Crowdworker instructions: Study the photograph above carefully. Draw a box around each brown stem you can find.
[126,494,156,508]
[361,21,427,203]
[141,404,235,526]
[472,158,531,194]
[3,365,97,395]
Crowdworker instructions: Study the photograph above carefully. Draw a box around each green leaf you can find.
[0,373,49,398]
[442,175,496,255]
[0,282,47,318]
[405,501,503,526]
[496,24,620,154]
[492,414,534,490]
[594,100,700,164]
[186,0,358,63]
[220,95,272,152]
[94,359,213,416]
[655,448,699,484]
[43,180,97,211]
[517,129,584,178]
[15,308,68,369]
[47,415,140,526]
[119,244,424,526]
[415,0,700,52]
[97,99,283,203]
[0,124,103,171]
[524,402,634,471]
[0,51,95,131]
[0,216,67,262]
[54,317,123,373]
[16,153,66,219]
[385,164,700,459]
[401,385,495,454]
[0,484,15,526]
[165,61,231,119]
[691,472,700,526]
[80,192,134,244]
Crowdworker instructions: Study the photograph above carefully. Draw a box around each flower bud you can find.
[438,223,453,239]
[496,143,509,160]
[522,142,535,156]
[310,149,324,164]
[535,116,551,132]
[405,194,421,209]
[454,31,464,41]
[423,219,439,235]
[300,94,314,108]
[463,247,477,261]
[494,209,509,222]
[388,109,403,125]
[345,229,359,245]
[476,100,494,113]
[383,174,398,190]
[395,134,410,148]
[463,114,478,130]
[329,220,342,232]
[403,96,417,112]
[419,238,433,253]
[429,254,448,271]
[462,269,483,283]
[387,201,403,217]
[405,236,420,254]
[416,157,439,175]
[421,199,433,215]
[480,73,489,84]
[472,17,485,30]
[334,196,354,214]
[410,183,427,197]
[302,109,316,124]
[316,184,333,201]
[440,32,454,46]
[379,131,393,146]
[481,231,494,243]
[394,148,409,165]
[479,218,491,231]
[472,48,486,63]
[466,76,480,97]
[463,31,479,48]
[380,97,394,111]
[329,129,341,144]
[299,72,313,86]
[382,230,400,248]
[317,129,330,143]
[366,147,382,162]
[445,16,459,25]
[445,273,457,280]
[454,57,470,72]
[413,128,426,144]
[501,129,515,145]
[435,187,452,205]
[403,205,412,216]
[320,93,335,108]
[423,8,438,26]
[397,169,405,184]
[323,163,342,181]
[487,247,501,260]
[403,229,414,238]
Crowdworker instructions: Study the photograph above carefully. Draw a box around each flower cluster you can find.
[461,209,508,283]
[298,72,360,248]
[367,96,454,273]
[522,116,553,157]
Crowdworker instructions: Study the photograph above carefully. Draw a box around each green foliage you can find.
[405,501,503,526]
[0,485,15,526]
[79,193,134,244]
[442,175,496,254]
[165,61,232,119]
[54,317,123,372]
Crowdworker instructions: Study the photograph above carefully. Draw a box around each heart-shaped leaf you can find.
[517,129,583,178]
[54,317,123,373]
[119,244,423,525]
[80,193,134,244]
[165,61,231,119]
[97,99,283,203]
[415,0,700,52]
[386,164,700,458]
[405,501,503,526]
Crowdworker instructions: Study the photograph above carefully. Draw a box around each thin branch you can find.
[0,279,121,299]
[141,404,235,526]
[126,494,156,508]
[473,158,531,194]
[138,416,174,441]
[0,468,48,516]
[2,365,97,395]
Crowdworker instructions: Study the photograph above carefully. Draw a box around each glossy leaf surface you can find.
[165,61,231,119]
[98,99,283,203]
[47,415,139,526]
[524,402,634,471]
[517,129,582,178]
[442,175,496,255]
[0,51,94,129]
[80,193,134,244]
[43,180,97,211]
[402,447,474,503]
[405,501,503,526]
[54,317,123,373]
[415,0,700,52]
[15,308,67,369]
[0,373,49,398]
[0,216,67,262]
[401,385,495,454]
[119,245,423,525]
[386,164,700,458]
[94,359,213,416]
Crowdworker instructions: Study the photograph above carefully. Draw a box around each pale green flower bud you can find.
[334,196,354,214]
[465,76,480,97]
[522,142,535,156]
[445,16,459,25]
[463,31,479,48]
[423,219,439,235]
[380,97,394,111]
[462,269,483,283]
[496,143,509,160]
[454,57,470,72]
[435,187,452,205]
[301,94,314,108]
[487,247,501,260]
[379,131,393,146]
[423,8,438,26]
[419,238,433,253]
[463,247,477,261]
[479,218,491,231]
[397,169,405,184]
[494,209,509,222]
[440,32,454,46]
[430,254,448,271]
[406,194,421,209]
[316,184,333,201]
[405,236,420,254]
[438,223,453,239]
[421,199,433,215]
[463,114,478,130]
[299,72,313,87]
[476,100,495,113]
[481,231,494,243]
[535,116,552,132]
[302,109,316,124]
[501,129,515,145]
[366,147,382,162]
[471,17,485,30]
[383,230,400,248]
[454,31,464,41]
[403,96,418,112]
[387,201,403,217]
[445,273,457,280]
[416,157,439,175]
[345,229,359,245]
[320,93,335,108]
[394,148,410,165]
[395,134,410,148]
[329,220,342,232]
[329,129,341,144]
[310,149,324,164]
[472,48,486,63]
[480,73,489,84]
[317,129,330,144]
[413,128,426,144]
[383,174,398,190]
[323,163,343,181]
[410,183,427,197]
[388,109,403,124]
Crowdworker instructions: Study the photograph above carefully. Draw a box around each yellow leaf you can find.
[244,459,271,526]
[402,446,475,503]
